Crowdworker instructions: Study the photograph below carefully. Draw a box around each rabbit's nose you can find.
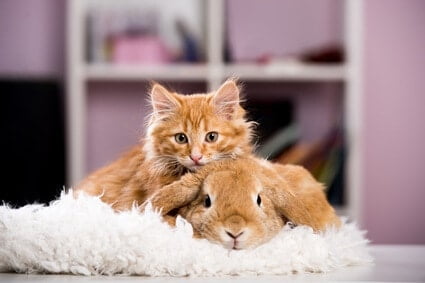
[225,230,244,239]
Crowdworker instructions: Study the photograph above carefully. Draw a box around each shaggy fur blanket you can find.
[0,191,372,276]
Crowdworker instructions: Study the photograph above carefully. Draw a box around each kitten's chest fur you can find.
[75,145,185,210]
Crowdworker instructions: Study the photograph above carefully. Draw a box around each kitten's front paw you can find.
[142,193,169,215]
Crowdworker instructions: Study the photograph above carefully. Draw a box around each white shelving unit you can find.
[66,0,363,222]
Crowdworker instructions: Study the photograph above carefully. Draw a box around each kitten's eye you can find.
[205,131,219,143]
[204,195,211,208]
[257,195,262,206]
[174,133,188,144]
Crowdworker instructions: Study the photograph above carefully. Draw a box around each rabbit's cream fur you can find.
[147,157,341,249]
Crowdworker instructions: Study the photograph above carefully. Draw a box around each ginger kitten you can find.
[75,80,255,210]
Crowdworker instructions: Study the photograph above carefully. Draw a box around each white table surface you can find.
[0,245,424,282]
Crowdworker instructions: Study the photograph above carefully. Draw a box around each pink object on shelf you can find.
[112,35,170,64]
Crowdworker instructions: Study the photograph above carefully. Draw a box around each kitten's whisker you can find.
[150,155,186,177]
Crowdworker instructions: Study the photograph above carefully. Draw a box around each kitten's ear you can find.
[212,79,240,120]
[150,83,180,115]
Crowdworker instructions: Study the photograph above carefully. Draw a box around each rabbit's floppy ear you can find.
[265,164,340,231]
[148,171,205,216]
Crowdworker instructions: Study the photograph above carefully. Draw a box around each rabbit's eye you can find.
[257,195,262,206]
[204,195,211,208]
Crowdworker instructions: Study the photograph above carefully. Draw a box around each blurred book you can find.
[256,123,299,160]
[274,127,345,205]
[275,142,319,165]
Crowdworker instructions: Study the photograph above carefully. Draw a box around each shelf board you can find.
[225,63,347,81]
[85,63,208,81]
[84,62,346,82]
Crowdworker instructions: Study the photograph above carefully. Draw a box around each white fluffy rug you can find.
[0,191,372,276]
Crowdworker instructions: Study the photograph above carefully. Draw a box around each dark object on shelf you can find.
[243,99,294,149]
[0,81,66,206]
[176,19,199,62]
[300,45,344,63]
[326,141,345,205]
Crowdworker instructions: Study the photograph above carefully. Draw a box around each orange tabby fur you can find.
[75,80,255,210]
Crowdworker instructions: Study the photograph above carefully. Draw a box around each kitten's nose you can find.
[190,154,203,163]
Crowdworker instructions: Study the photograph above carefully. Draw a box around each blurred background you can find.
[0,0,424,244]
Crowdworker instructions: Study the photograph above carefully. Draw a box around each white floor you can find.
[1,245,424,282]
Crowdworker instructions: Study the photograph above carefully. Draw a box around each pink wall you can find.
[86,83,149,172]
[362,0,425,244]
[0,0,64,77]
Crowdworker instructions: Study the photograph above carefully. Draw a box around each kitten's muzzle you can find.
[190,154,203,165]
